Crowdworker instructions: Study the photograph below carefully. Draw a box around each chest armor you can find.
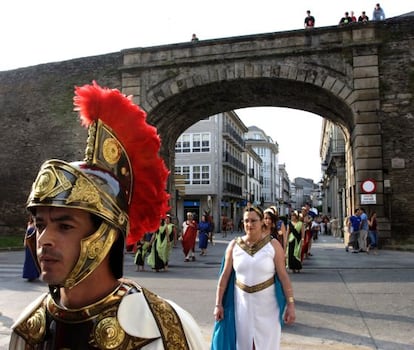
[13,282,189,350]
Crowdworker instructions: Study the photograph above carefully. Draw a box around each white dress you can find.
[233,237,281,350]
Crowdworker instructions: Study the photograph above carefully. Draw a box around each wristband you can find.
[287,297,295,304]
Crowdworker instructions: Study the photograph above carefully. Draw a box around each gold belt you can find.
[236,276,274,293]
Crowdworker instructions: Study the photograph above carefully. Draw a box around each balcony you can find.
[223,182,242,196]
[223,124,245,148]
[223,151,246,173]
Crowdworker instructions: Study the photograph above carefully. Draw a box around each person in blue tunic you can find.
[22,216,40,282]
[198,214,212,256]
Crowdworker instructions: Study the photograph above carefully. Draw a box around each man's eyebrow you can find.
[35,214,77,223]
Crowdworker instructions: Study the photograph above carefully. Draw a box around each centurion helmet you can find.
[26,81,170,289]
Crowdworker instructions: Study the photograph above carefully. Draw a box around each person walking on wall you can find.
[304,10,315,28]
[372,3,385,21]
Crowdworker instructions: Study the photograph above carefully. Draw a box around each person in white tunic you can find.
[213,206,296,350]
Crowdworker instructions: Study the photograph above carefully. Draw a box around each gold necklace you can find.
[245,234,263,247]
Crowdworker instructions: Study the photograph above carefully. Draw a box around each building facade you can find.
[320,119,346,227]
[174,111,248,232]
[245,126,280,208]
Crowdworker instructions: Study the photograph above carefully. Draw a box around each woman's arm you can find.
[273,240,296,325]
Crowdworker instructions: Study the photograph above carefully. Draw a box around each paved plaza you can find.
[1,233,413,349]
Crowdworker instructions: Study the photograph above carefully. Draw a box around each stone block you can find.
[122,87,140,97]
[354,146,382,158]
[355,170,384,182]
[354,77,379,89]
[339,85,352,100]
[353,100,380,112]
[352,28,376,41]
[355,89,380,101]
[353,123,382,136]
[355,157,383,170]
[352,134,382,147]
[353,66,378,79]
[331,80,345,95]
[353,55,378,67]
[353,111,379,124]
[322,76,336,90]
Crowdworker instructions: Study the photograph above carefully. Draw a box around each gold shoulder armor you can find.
[12,294,47,345]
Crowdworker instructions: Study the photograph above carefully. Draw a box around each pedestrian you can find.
[350,10,357,22]
[359,207,369,252]
[358,11,369,22]
[165,213,177,247]
[264,206,287,252]
[191,33,199,42]
[22,215,40,282]
[211,206,296,349]
[339,11,353,25]
[372,3,385,21]
[287,210,304,273]
[343,214,351,251]
[134,232,152,271]
[182,212,198,261]
[349,208,361,253]
[198,214,212,256]
[304,10,315,28]
[367,211,379,254]
[9,82,206,349]
[300,206,313,260]
[147,218,171,272]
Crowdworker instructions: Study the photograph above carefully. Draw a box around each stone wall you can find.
[0,53,122,233]
[378,18,414,240]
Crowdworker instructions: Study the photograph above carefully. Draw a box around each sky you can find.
[1,1,411,182]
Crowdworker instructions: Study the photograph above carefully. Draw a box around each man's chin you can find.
[40,272,64,286]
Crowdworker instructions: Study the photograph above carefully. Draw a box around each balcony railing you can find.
[223,182,242,196]
[223,124,245,148]
[223,151,246,173]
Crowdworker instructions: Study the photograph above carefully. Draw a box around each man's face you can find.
[34,207,95,285]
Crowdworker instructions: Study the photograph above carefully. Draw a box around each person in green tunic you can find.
[147,218,172,271]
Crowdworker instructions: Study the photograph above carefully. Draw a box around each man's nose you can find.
[37,226,54,247]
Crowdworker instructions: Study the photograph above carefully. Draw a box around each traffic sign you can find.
[361,179,376,194]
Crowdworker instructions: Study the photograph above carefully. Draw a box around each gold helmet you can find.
[26,82,170,288]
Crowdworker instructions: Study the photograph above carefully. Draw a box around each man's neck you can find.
[58,268,120,309]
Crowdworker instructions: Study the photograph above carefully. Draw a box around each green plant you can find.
[0,235,24,249]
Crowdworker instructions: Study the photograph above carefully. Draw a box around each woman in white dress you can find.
[213,206,296,350]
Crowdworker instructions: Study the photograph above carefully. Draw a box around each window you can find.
[193,166,201,184]
[175,137,182,153]
[175,133,210,153]
[182,135,190,153]
[175,165,210,185]
[201,165,210,184]
[192,134,201,152]
[201,134,210,152]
